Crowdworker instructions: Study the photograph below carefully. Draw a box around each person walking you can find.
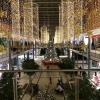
[18,71,21,78]
[47,65,49,70]
[49,77,52,84]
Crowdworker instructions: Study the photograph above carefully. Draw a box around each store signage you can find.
[92,34,100,38]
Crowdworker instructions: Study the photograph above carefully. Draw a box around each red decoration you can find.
[42,60,59,65]
[92,34,100,38]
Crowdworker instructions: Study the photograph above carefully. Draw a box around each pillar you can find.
[27,51,30,60]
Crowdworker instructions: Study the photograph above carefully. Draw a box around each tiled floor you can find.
[19,56,96,100]
[19,57,68,100]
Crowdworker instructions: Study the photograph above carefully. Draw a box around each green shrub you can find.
[0,72,22,100]
[22,59,39,76]
[58,58,75,69]
[66,75,97,100]
[79,75,96,100]
[22,59,39,95]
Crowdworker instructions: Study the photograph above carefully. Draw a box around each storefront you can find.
[91,71,100,90]
[91,34,100,49]
[91,28,100,49]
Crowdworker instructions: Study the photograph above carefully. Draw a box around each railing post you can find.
[82,51,84,68]
[24,53,26,60]
[13,77,18,100]
[63,91,68,100]
[33,42,34,60]
[8,40,12,70]
[75,76,79,100]
[87,37,91,78]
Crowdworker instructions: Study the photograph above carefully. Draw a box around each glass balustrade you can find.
[0,69,100,100]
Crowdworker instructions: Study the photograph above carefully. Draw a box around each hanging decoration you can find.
[0,10,7,17]
[0,0,39,53]
[87,31,93,37]
[23,1,39,42]
[54,26,63,44]
[0,0,11,53]
[40,25,49,44]
[42,40,59,65]
[60,0,92,43]
[11,0,20,41]
[60,0,75,42]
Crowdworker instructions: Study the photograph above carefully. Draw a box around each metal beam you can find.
[0,69,100,72]
[38,7,59,8]
[33,2,60,4]
[39,15,58,16]
[39,19,58,20]
[39,11,59,12]
[39,18,59,19]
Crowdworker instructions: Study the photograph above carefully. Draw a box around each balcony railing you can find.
[0,69,100,100]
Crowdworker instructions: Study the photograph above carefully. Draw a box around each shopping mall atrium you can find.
[0,0,100,100]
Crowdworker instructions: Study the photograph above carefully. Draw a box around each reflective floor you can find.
[0,56,99,100]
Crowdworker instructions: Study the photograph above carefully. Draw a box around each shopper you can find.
[55,83,64,93]
[49,77,52,84]
[18,71,21,78]
[47,65,49,70]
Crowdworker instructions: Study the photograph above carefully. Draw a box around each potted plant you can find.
[95,89,100,100]
[79,75,96,100]
[65,74,97,100]
[0,72,22,100]
[22,59,39,95]
[58,57,75,75]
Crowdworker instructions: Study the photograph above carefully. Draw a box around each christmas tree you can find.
[43,38,59,64]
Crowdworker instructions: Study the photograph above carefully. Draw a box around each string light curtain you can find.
[23,0,39,42]
[0,0,11,53]
[74,0,83,38]
[19,0,24,39]
[23,0,34,41]
[83,0,100,32]
[60,0,74,42]
[59,4,64,45]
[54,26,63,44]
[33,3,39,41]
[0,0,11,38]
[0,0,39,53]
[11,0,20,41]
[40,25,49,44]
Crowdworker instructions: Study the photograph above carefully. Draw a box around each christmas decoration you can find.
[42,39,59,65]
